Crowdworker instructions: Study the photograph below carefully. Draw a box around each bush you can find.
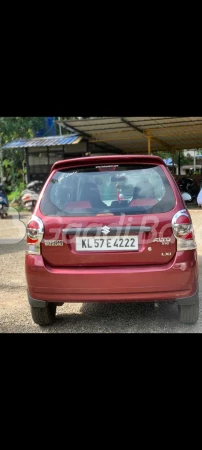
[8,182,25,202]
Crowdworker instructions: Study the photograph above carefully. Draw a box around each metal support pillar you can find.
[172,148,175,176]
[147,135,151,155]
[178,150,181,176]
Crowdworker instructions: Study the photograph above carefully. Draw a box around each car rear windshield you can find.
[40,164,176,216]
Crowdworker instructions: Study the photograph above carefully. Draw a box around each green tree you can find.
[0,117,44,190]
[0,117,45,145]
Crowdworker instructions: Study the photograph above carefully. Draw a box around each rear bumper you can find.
[25,250,199,303]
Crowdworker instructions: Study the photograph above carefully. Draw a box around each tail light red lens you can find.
[22,195,31,201]
[26,216,44,254]
[172,210,196,250]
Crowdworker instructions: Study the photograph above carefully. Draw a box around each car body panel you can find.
[26,250,198,302]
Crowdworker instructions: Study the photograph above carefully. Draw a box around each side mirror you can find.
[181,192,192,202]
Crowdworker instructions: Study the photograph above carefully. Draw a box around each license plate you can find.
[76,236,138,251]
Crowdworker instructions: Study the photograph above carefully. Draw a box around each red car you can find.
[25,155,199,326]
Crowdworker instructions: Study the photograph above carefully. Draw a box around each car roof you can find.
[51,155,166,173]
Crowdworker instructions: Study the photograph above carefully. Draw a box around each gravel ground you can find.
[1,209,202,333]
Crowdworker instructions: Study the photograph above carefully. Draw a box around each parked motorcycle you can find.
[177,176,200,203]
[11,180,44,212]
[21,180,44,212]
[0,184,9,219]
[21,190,39,212]
[181,192,192,203]
[26,180,44,194]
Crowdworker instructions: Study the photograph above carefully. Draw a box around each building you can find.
[2,129,121,183]
[2,134,89,183]
[3,117,202,183]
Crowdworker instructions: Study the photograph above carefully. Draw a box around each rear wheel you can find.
[31,303,56,326]
[25,202,33,211]
[32,201,37,212]
[0,206,8,218]
[178,296,199,324]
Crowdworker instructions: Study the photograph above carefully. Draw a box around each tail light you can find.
[22,195,31,201]
[172,210,196,251]
[26,215,44,255]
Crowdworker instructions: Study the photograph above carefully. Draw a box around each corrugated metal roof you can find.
[57,117,202,153]
[163,158,177,167]
[2,134,83,149]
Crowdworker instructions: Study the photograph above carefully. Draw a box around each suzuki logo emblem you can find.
[101,226,110,235]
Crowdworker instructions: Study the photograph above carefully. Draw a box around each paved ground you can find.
[1,209,202,333]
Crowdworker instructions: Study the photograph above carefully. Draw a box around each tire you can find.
[178,295,199,324]
[25,203,33,212]
[32,201,37,212]
[0,207,7,218]
[31,303,56,326]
